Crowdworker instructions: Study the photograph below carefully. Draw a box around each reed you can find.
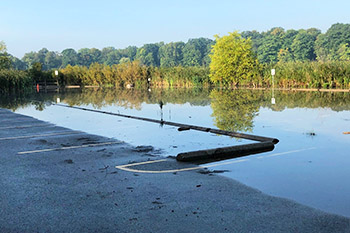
[0,70,32,94]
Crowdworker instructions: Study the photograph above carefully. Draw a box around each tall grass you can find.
[2,60,350,92]
[264,61,350,89]
[60,61,210,88]
[0,70,32,94]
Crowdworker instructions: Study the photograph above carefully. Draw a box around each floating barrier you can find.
[53,103,279,162]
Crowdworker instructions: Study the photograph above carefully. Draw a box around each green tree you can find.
[120,46,137,61]
[159,42,185,67]
[100,47,115,64]
[257,28,284,63]
[9,55,26,70]
[22,51,36,68]
[315,23,350,61]
[36,48,49,68]
[44,51,62,69]
[182,38,214,66]
[242,30,263,54]
[119,57,131,64]
[338,43,350,61]
[282,29,299,50]
[62,48,79,67]
[29,62,43,82]
[291,30,318,61]
[277,48,293,63]
[209,31,259,85]
[136,43,161,66]
[0,41,11,70]
[78,48,102,67]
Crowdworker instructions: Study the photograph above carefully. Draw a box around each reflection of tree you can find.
[34,102,46,111]
[1,88,350,117]
[62,87,211,109]
[210,89,262,132]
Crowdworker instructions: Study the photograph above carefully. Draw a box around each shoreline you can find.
[0,108,349,232]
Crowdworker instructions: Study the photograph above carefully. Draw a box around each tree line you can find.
[4,23,349,71]
[242,23,350,63]
[9,38,214,70]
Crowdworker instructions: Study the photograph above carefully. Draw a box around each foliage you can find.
[59,61,209,87]
[159,42,185,67]
[136,43,161,66]
[0,41,12,70]
[209,32,259,85]
[291,30,318,61]
[151,66,210,87]
[315,23,350,61]
[0,69,32,94]
[338,43,350,61]
[210,89,260,132]
[182,38,214,66]
[265,61,350,89]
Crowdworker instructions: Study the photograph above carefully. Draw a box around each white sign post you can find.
[271,69,276,104]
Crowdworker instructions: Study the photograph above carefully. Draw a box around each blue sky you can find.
[1,0,350,58]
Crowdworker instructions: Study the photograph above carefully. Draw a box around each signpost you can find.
[271,69,276,105]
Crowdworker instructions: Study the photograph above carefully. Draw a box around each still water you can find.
[1,88,350,217]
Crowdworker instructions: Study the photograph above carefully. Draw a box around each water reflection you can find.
[1,88,350,134]
[210,89,262,132]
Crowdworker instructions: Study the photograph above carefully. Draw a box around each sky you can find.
[1,0,350,58]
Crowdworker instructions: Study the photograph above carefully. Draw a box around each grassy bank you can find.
[59,61,350,89]
[1,61,350,91]
[266,61,350,89]
[60,61,210,88]
[0,70,32,94]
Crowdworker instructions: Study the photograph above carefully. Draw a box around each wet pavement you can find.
[0,108,349,233]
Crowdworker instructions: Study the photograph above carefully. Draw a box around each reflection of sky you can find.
[255,107,350,142]
[13,95,350,217]
[16,102,249,156]
[214,106,350,217]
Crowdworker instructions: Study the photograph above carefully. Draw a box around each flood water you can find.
[1,87,350,217]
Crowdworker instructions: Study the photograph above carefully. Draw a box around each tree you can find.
[119,57,130,64]
[242,30,263,54]
[78,48,102,67]
[9,55,26,70]
[100,47,115,64]
[29,62,43,81]
[36,48,49,68]
[257,28,284,63]
[282,29,299,50]
[0,41,11,70]
[278,48,293,63]
[209,31,259,85]
[291,30,318,61]
[62,48,79,67]
[338,43,350,61]
[44,51,62,69]
[159,42,185,67]
[120,46,137,61]
[315,23,350,61]
[22,51,36,68]
[135,43,160,66]
[182,38,214,66]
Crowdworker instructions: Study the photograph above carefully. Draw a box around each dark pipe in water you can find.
[176,141,275,162]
